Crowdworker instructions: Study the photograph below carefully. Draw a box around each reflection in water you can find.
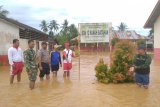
[0,52,160,107]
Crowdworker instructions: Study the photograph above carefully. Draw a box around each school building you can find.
[144,0,160,61]
[0,16,54,66]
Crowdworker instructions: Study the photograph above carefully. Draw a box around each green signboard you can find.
[79,23,111,43]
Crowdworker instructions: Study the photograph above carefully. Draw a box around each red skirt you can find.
[63,63,72,71]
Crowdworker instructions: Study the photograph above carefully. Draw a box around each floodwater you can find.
[0,52,160,107]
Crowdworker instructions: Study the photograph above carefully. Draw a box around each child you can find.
[62,42,74,78]
[50,44,62,77]
[129,44,152,89]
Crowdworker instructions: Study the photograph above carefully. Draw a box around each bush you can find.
[95,40,135,84]
[95,58,109,84]
[110,41,135,83]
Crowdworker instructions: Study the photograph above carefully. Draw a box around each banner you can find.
[79,23,111,43]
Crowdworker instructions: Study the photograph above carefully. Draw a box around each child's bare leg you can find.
[53,71,57,77]
[52,72,55,77]
[55,71,57,77]
[10,75,14,84]
[63,71,67,78]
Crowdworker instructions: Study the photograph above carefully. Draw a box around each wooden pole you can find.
[78,24,81,80]
[78,35,80,80]
[109,23,112,69]
[97,42,98,55]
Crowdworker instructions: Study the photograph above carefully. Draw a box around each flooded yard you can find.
[0,52,160,107]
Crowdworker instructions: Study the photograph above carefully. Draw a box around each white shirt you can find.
[8,47,24,65]
[63,49,74,63]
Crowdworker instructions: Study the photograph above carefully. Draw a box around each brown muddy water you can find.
[0,52,160,107]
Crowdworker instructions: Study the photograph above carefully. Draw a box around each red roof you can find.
[144,0,160,28]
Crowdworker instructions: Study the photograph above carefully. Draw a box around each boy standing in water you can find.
[8,39,24,84]
[24,40,38,90]
[129,44,151,89]
[62,42,74,78]
[50,44,62,77]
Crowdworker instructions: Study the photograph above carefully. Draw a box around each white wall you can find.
[0,19,46,55]
[0,19,30,55]
[19,39,28,52]
[154,15,160,48]
[0,19,19,55]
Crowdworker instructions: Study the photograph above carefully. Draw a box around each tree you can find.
[117,22,127,32]
[69,24,78,38]
[39,20,48,33]
[61,19,69,34]
[48,20,59,36]
[0,5,9,17]
[39,19,78,46]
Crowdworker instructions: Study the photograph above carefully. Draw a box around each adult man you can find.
[62,42,74,78]
[24,40,38,90]
[8,39,24,84]
[37,42,50,81]
[129,44,152,89]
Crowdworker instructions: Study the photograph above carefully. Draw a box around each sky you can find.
[0,0,159,36]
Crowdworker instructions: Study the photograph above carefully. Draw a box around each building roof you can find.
[144,0,160,28]
[0,16,51,41]
[112,30,146,40]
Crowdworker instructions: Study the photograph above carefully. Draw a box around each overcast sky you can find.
[0,0,158,36]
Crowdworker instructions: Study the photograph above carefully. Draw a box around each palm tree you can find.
[48,20,59,36]
[0,5,9,17]
[61,19,69,33]
[69,24,78,38]
[117,22,127,32]
[39,20,48,33]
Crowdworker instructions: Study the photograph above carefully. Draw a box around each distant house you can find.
[112,30,147,41]
[144,0,160,60]
[146,34,154,51]
[0,16,54,65]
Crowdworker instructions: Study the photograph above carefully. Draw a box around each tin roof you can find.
[0,16,51,41]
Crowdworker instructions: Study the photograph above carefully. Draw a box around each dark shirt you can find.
[133,53,152,74]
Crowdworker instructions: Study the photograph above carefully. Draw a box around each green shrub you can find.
[95,58,109,83]
[95,41,135,84]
